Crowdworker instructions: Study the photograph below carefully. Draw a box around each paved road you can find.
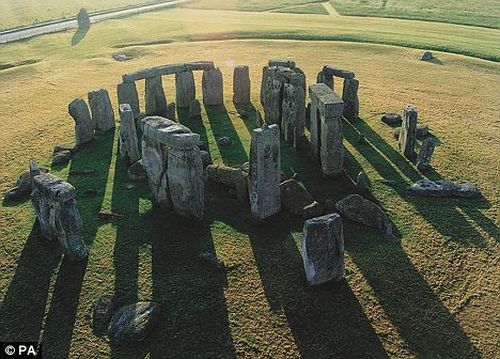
[0,0,191,44]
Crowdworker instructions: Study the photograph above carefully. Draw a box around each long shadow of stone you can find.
[234,102,259,134]
[0,223,61,342]
[177,106,210,155]
[205,104,248,167]
[148,207,236,358]
[71,27,89,46]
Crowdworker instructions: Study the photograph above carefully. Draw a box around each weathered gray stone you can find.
[189,99,202,120]
[356,172,370,196]
[393,124,429,140]
[117,81,140,118]
[409,180,481,198]
[335,194,395,240]
[302,213,344,285]
[52,150,72,166]
[342,78,359,121]
[31,172,88,261]
[175,71,196,108]
[268,59,295,68]
[167,146,204,221]
[123,61,215,83]
[302,201,325,219]
[255,111,263,127]
[282,83,297,143]
[382,112,402,125]
[166,103,176,121]
[200,150,212,169]
[141,134,170,206]
[233,65,251,105]
[309,83,344,176]
[416,138,436,171]
[322,65,355,79]
[88,89,115,132]
[206,164,248,203]
[108,302,160,344]
[119,104,141,164]
[399,105,418,159]
[420,51,433,61]
[128,159,147,181]
[249,124,281,220]
[4,166,47,202]
[142,116,199,149]
[280,179,315,216]
[68,98,94,146]
[316,70,334,90]
[145,75,168,117]
[202,67,224,105]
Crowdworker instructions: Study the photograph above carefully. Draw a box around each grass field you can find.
[273,3,329,15]
[182,0,325,12]
[0,4,499,359]
[331,0,500,29]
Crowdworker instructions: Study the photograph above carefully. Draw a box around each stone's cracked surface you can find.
[31,172,88,261]
[119,104,141,165]
[68,98,94,146]
[342,78,359,121]
[335,194,396,240]
[249,124,281,220]
[399,105,418,159]
[108,302,161,344]
[202,67,224,105]
[145,75,168,117]
[416,138,436,171]
[175,70,196,108]
[233,65,251,105]
[302,213,345,286]
[117,81,140,118]
[88,89,115,133]
[409,179,481,198]
[309,83,344,176]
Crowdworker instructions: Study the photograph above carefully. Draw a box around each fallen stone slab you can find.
[51,150,73,166]
[206,164,247,203]
[335,194,396,240]
[302,213,345,285]
[408,179,481,198]
[98,211,125,220]
[381,112,402,125]
[4,166,48,202]
[108,302,161,344]
[280,179,315,216]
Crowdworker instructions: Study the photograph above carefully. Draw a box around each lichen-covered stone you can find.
[88,89,115,132]
[409,180,481,198]
[202,67,224,105]
[141,134,170,206]
[302,213,345,285]
[68,98,94,146]
[233,65,251,105]
[342,78,359,121]
[119,104,141,164]
[145,75,168,117]
[108,302,160,345]
[416,138,436,171]
[175,71,196,108]
[399,105,418,159]
[249,124,281,220]
[335,194,395,240]
[117,81,140,118]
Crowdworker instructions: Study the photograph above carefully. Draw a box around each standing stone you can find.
[248,124,281,220]
[141,134,170,206]
[202,67,224,106]
[255,111,263,127]
[88,89,115,132]
[175,71,196,108]
[264,78,282,126]
[31,172,88,261]
[302,213,345,285]
[233,65,251,105]
[416,138,436,171]
[68,98,94,146]
[399,105,418,159]
[145,75,168,117]
[356,172,370,196]
[119,104,141,164]
[316,70,334,90]
[260,66,270,106]
[309,83,344,176]
[189,99,202,120]
[342,78,359,121]
[117,81,140,118]
[166,103,176,121]
[281,83,297,144]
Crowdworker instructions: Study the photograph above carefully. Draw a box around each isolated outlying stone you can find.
[302,213,345,285]
[335,194,396,240]
[280,179,315,216]
[420,51,433,61]
[108,302,160,345]
[408,179,481,198]
[77,8,90,29]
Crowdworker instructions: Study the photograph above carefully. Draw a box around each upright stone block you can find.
[202,67,224,106]
[117,81,140,118]
[68,98,93,146]
[145,75,168,117]
[282,83,297,143]
[88,88,115,132]
[119,104,141,164]
[302,213,345,285]
[316,70,334,90]
[416,138,436,171]
[31,173,88,261]
[141,134,170,206]
[309,83,344,176]
[175,70,196,108]
[399,105,418,159]
[189,99,202,120]
[248,124,281,220]
[342,78,359,121]
[233,65,251,105]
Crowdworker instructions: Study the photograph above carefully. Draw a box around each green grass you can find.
[182,0,325,12]
[0,0,165,31]
[274,3,329,15]
[0,5,499,359]
[331,0,500,29]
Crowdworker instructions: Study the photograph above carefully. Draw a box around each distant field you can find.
[274,3,329,15]
[330,0,500,29]
[0,0,158,31]
[182,0,325,12]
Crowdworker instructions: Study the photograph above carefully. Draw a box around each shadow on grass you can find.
[234,102,259,134]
